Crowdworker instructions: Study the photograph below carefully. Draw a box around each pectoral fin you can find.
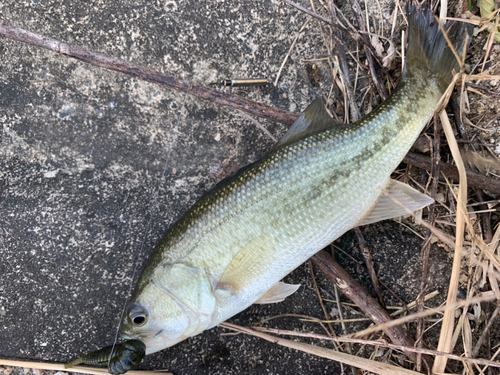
[217,234,275,295]
[254,282,300,304]
[358,179,434,226]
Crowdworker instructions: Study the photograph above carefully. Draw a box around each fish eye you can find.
[133,315,146,325]
[128,303,148,327]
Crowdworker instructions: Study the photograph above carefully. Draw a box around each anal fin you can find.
[254,282,300,304]
[359,179,434,226]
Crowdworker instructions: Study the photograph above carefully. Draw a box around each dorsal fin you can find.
[274,99,345,148]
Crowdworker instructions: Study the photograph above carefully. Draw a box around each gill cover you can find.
[120,263,217,354]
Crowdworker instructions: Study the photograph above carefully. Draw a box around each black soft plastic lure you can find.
[65,339,146,374]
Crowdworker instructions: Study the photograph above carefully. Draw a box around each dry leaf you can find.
[461,150,500,174]
[488,263,500,299]
[383,40,397,68]
[371,35,385,58]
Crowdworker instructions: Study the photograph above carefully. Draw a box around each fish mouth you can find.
[119,327,138,341]
[120,328,164,342]
[119,332,132,340]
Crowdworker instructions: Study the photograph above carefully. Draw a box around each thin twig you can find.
[390,291,440,317]
[403,152,500,195]
[309,260,336,337]
[434,14,465,68]
[328,244,356,348]
[451,94,469,145]
[331,6,362,122]
[433,109,468,374]
[310,251,357,375]
[249,326,500,369]
[472,305,500,357]
[439,0,448,25]
[328,0,385,65]
[0,359,171,375]
[274,17,311,87]
[481,14,499,73]
[284,0,382,69]
[416,114,441,372]
[0,25,297,126]
[348,0,389,100]
[283,0,348,35]
[349,291,497,339]
[220,322,422,375]
[236,110,278,142]
[310,250,434,368]
[475,188,494,244]
[354,228,386,309]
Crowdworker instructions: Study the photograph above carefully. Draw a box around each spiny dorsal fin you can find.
[358,179,434,226]
[275,99,345,148]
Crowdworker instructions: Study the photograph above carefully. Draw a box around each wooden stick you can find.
[404,151,500,195]
[0,25,297,126]
[310,250,434,370]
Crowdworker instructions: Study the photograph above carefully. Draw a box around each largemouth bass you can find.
[67,6,471,373]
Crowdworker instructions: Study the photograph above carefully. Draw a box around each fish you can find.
[67,6,471,374]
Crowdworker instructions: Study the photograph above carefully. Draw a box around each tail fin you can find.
[405,6,472,92]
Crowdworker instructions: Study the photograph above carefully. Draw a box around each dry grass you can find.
[0,359,172,375]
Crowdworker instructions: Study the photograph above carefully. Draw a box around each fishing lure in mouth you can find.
[65,339,146,374]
